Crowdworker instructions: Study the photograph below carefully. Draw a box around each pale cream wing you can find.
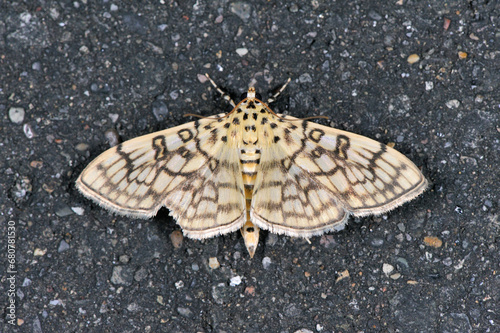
[251,115,427,237]
[251,143,349,237]
[296,118,428,215]
[76,117,246,239]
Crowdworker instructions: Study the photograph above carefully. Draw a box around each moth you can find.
[76,75,428,257]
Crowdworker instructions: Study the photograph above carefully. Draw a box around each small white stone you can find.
[425,81,434,91]
[34,248,47,256]
[23,123,34,139]
[9,107,25,124]
[235,48,248,56]
[79,45,89,54]
[71,207,85,215]
[108,113,119,123]
[174,280,184,289]
[262,256,272,269]
[382,263,394,275]
[446,99,460,109]
[229,276,242,286]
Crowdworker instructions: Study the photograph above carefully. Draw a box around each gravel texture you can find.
[1,1,499,332]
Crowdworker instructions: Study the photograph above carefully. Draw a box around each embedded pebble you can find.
[32,317,42,333]
[152,100,169,121]
[34,248,47,256]
[299,73,312,83]
[22,278,32,287]
[289,4,299,12]
[23,123,34,138]
[170,230,184,249]
[214,15,223,24]
[211,283,227,304]
[104,129,120,147]
[446,99,460,109]
[262,256,272,269]
[209,257,220,269]
[265,233,278,247]
[49,299,63,306]
[407,54,420,64]
[119,255,131,264]
[335,269,350,283]
[443,17,451,30]
[9,107,25,124]
[12,177,32,203]
[368,10,382,21]
[245,286,256,296]
[170,90,179,100]
[55,205,73,217]
[111,266,134,286]
[127,302,139,312]
[71,207,84,215]
[230,2,251,21]
[134,267,148,281]
[423,236,443,248]
[108,113,119,123]
[58,240,70,252]
[30,160,43,169]
[397,257,409,269]
[32,61,42,71]
[236,48,248,56]
[319,234,337,248]
[175,280,184,289]
[230,276,242,286]
[177,307,194,318]
[75,143,90,152]
[197,73,208,83]
[383,263,394,275]
[370,238,384,247]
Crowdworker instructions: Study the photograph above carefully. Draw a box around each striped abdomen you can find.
[240,148,261,216]
[239,148,261,257]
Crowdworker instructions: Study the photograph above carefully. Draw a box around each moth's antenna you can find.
[183,113,229,120]
[204,73,236,107]
[267,78,291,104]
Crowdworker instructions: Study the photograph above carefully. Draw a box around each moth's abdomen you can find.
[240,148,261,213]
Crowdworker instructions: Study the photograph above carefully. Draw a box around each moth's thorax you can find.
[225,94,278,150]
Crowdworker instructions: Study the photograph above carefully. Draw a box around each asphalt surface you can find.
[1,1,499,332]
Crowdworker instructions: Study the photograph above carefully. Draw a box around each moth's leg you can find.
[267,78,291,104]
[204,73,236,107]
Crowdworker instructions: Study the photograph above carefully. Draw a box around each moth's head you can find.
[240,87,262,101]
